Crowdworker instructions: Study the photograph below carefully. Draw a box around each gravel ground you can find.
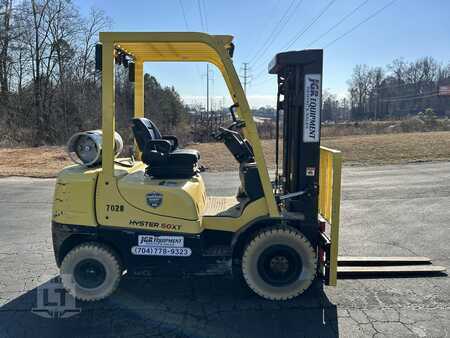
[0,162,449,337]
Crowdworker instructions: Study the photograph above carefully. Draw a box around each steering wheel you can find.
[212,126,232,141]
[212,120,246,140]
[211,104,246,140]
[228,120,246,130]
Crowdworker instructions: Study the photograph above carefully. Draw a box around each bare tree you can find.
[348,57,450,120]
[0,0,13,95]
[348,64,372,119]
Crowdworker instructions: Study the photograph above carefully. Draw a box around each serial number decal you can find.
[129,219,182,231]
[138,235,184,247]
[131,246,192,257]
[106,204,124,212]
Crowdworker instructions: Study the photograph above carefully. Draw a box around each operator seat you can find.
[131,118,200,178]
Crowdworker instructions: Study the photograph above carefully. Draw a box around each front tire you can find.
[242,225,316,300]
[60,243,122,301]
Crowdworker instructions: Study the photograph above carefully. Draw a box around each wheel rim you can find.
[74,258,107,289]
[257,244,303,286]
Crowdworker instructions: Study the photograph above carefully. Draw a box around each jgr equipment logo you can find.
[138,235,184,247]
[303,74,321,143]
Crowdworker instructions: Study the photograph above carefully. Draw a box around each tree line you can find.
[323,57,450,122]
[0,0,189,147]
[2,1,449,147]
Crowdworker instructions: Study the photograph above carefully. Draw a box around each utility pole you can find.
[206,63,210,113]
[240,62,250,94]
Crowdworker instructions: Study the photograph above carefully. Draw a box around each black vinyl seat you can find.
[216,126,263,201]
[132,117,178,152]
[221,129,254,164]
[131,118,200,178]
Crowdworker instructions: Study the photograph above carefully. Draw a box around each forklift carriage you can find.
[52,32,442,302]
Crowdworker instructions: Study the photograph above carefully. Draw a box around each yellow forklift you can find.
[52,32,445,302]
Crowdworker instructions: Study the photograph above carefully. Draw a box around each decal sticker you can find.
[106,204,124,212]
[303,74,321,143]
[146,192,163,208]
[128,220,182,231]
[131,246,192,257]
[138,235,184,248]
[306,167,316,176]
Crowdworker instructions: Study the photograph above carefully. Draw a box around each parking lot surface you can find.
[0,162,449,337]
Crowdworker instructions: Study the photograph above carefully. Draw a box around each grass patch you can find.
[1,131,450,177]
[192,131,450,171]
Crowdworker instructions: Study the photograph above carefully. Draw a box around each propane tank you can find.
[67,130,123,166]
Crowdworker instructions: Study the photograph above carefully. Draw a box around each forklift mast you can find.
[269,50,323,221]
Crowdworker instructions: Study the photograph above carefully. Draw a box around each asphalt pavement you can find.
[0,162,449,337]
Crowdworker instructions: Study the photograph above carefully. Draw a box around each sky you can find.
[75,0,450,108]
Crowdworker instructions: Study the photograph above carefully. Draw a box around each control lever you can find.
[276,189,308,203]
[229,103,239,122]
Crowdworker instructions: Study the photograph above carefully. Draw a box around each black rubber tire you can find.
[60,242,122,301]
[242,225,317,300]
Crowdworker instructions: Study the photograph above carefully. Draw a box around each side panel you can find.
[117,170,206,221]
[97,226,205,276]
[96,172,203,234]
[52,221,221,275]
[52,165,99,227]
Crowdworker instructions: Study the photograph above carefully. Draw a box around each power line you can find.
[243,0,283,61]
[178,0,189,30]
[248,0,302,65]
[381,92,439,102]
[384,90,437,100]
[251,67,269,83]
[201,0,209,32]
[251,0,335,81]
[178,0,203,80]
[252,0,304,67]
[250,78,275,89]
[305,0,369,48]
[196,0,210,112]
[282,0,337,50]
[197,0,205,31]
[378,80,438,90]
[248,0,297,64]
[324,0,397,48]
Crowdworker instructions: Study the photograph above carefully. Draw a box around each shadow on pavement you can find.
[0,275,338,338]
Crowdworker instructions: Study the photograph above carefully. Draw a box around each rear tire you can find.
[60,243,122,301]
[242,225,316,300]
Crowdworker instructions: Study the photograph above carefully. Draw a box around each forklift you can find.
[52,32,445,302]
